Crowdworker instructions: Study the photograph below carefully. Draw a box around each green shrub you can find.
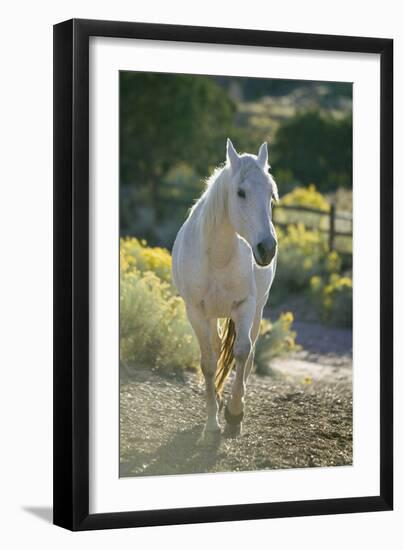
[274,110,352,192]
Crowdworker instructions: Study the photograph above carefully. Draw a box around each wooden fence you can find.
[159,194,353,254]
[272,204,352,252]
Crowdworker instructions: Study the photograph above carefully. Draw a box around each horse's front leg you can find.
[186,306,221,445]
[245,306,264,381]
[225,298,256,437]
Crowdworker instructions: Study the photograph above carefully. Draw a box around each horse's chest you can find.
[202,273,247,318]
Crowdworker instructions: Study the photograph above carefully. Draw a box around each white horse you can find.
[172,139,278,443]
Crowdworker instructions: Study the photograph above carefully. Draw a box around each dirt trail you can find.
[120,350,352,478]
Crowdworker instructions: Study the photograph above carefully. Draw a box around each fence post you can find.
[329,203,335,251]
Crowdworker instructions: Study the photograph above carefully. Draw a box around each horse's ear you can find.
[226,138,240,170]
[257,142,269,168]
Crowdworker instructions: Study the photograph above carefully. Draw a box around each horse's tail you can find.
[215,318,236,397]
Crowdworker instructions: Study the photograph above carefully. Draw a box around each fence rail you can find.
[161,196,353,254]
[272,203,352,253]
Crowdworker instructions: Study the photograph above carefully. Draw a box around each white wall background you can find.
[0,1,400,547]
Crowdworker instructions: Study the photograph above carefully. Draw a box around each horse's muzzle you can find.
[254,239,277,266]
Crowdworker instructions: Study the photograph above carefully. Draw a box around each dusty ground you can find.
[120,325,352,478]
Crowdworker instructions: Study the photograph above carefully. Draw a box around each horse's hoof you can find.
[197,428,221,447]
[224,422,242,438]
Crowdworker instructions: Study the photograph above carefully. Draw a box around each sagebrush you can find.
[120,238,199,372]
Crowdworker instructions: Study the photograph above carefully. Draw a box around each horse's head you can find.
[226,139,278,267]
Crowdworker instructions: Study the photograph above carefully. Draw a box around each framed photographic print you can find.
[53,19,393,530]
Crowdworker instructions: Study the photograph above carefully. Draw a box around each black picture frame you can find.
[53,18,393,531]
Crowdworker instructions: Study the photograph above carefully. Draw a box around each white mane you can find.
[188,164,230,235]
[188,155,278,236]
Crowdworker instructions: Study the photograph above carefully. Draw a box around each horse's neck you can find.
[193,166,239,268]
[201,216,238,269]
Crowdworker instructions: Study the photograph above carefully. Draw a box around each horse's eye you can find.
[237,189,246,199]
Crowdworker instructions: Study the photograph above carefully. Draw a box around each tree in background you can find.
[120,72,238,239]
[273,110,352,192]
[214,77,352,107]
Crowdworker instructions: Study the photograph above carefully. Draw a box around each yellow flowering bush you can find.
[255,312,299,373]
[281,184,330,212]
[120,237,199,371]
[276,224,339,291]
[274,184,330,231]
[120,237,172,285]
[325,250,342,273]
[310,273,352,327]
[274,223,352,327]
[120,265,199,372]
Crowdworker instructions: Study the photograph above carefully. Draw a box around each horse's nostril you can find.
[257,242,266,257]
[256,240,277,264]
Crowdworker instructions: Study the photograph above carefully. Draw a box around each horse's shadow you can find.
[120,425,224,478]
